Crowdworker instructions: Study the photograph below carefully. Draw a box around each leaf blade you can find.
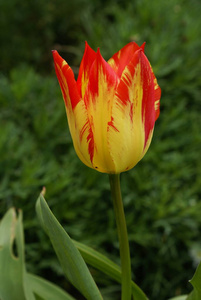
[73,240,148,300]
[36,194,103,300]
[168,296,188,300]
[186,262,201,300]
[27,273,76,300]
[0,208,35,300]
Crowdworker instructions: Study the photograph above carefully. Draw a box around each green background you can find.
[0,0,201,299]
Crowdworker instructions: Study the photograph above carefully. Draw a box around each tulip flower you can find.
[52,42,161,174]
[53,41,161,300]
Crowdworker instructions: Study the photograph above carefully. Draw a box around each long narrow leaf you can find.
[36,194,103,300]
[27,273,76,300]
[0,208,35,300]
[73,240,148,300]
[168,296,187,300]
[186,262,201,300]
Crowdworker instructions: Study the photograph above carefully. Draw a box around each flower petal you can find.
[152,69,161,121]
[53,42,161,174]
[154,84,161,120]
[52,50,80,110]
[107,49,155,173]
[76,42,97,98]
[145,58,161,121]
[140,53,157,154]
[107,42,145,78]
[52,50,93,168]
[83,49,119,173]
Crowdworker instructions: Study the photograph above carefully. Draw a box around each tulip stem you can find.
[109,174,132,300]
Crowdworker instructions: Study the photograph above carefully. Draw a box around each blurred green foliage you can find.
[0,0,201,299]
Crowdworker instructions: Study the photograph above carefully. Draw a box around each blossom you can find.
[52,41,161,174]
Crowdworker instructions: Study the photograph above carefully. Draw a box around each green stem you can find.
[109,174,132,300]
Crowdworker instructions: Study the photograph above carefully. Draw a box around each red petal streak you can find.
[76,42,97,98]
[140,51,155,149]
[114,52,140,108]
[80,120,95,163]
[79,120,89,140]
[52,50,80,110]
[146,60,161,121]
[87,126,95,162]
[115,49,155,149]
[154,85,161,120]
[84,49,118,167]
[108,42,144,78]
[86,48,118,105]
[108,116,119,132]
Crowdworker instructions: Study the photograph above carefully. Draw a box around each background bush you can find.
[0,0,201,299]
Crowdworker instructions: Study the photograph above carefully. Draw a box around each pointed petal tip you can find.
[52,50,60,60]
[84,40,89,49]
[52,50,58,57]
[83,41,95,59]
[94,47,103,62]
[141,42,146,51]
[96,47,104,59]
[84,41,95,53]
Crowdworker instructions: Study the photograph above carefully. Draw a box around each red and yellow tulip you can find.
[52,42,161,174]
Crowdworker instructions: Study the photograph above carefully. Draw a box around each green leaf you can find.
[36,194,103,300]
[0,208,78,300]
[169,262,201,300]
[27,273,75,300]
[186,262,201,300]
[73,240,148,300]
[186,293,194,300]
[168,296,187,300]
[0,208,35,300]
